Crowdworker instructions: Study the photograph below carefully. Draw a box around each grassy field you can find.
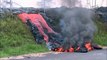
[0,14,107,57]
[0,15,48,57]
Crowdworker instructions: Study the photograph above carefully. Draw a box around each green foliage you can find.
[94,20,107,46]
[0,15,33,48]
[0,15,48,57]
[93,16,107,46]
[0,44,48,57]
[0,14,107,57]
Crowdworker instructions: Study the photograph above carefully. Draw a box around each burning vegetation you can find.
[17,7,102,53]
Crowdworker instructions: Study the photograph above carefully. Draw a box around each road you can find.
[8,49,107,60]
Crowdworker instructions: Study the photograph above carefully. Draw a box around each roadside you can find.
[0,47,107,60]
[0,13,107,58]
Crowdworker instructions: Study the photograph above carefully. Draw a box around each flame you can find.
[76,47,80,51]
[51,42,93,52]
[53,47,74,52]
[69,48,74,52]
[57,48,63,52]
[85,42,93,51]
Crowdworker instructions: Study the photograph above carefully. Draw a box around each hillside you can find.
[0,15,48,57]
[0,14,107,57]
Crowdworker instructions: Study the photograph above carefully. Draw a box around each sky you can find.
[12,0,41,7]
[0,0,107,8]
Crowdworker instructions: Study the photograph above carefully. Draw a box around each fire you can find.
[85,42,93,51]
[18,7,102,53]
[52,47,74,52]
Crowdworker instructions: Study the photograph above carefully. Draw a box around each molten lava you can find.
[17,12,102,53]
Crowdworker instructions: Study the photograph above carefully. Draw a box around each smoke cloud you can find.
[43,0,97,48]
[45,7,97,48]
[59,7,97,46]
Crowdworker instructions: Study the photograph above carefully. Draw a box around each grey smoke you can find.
[45,7,97,48]
[42,0,97,48]
[59,7,97,46]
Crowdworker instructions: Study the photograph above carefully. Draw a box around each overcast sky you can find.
[0,0,107,8]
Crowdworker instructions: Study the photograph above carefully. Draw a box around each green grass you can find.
[94,20,107,46]
[0,15,48,57]
[0,44,48,58]
[0,15,107,57]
